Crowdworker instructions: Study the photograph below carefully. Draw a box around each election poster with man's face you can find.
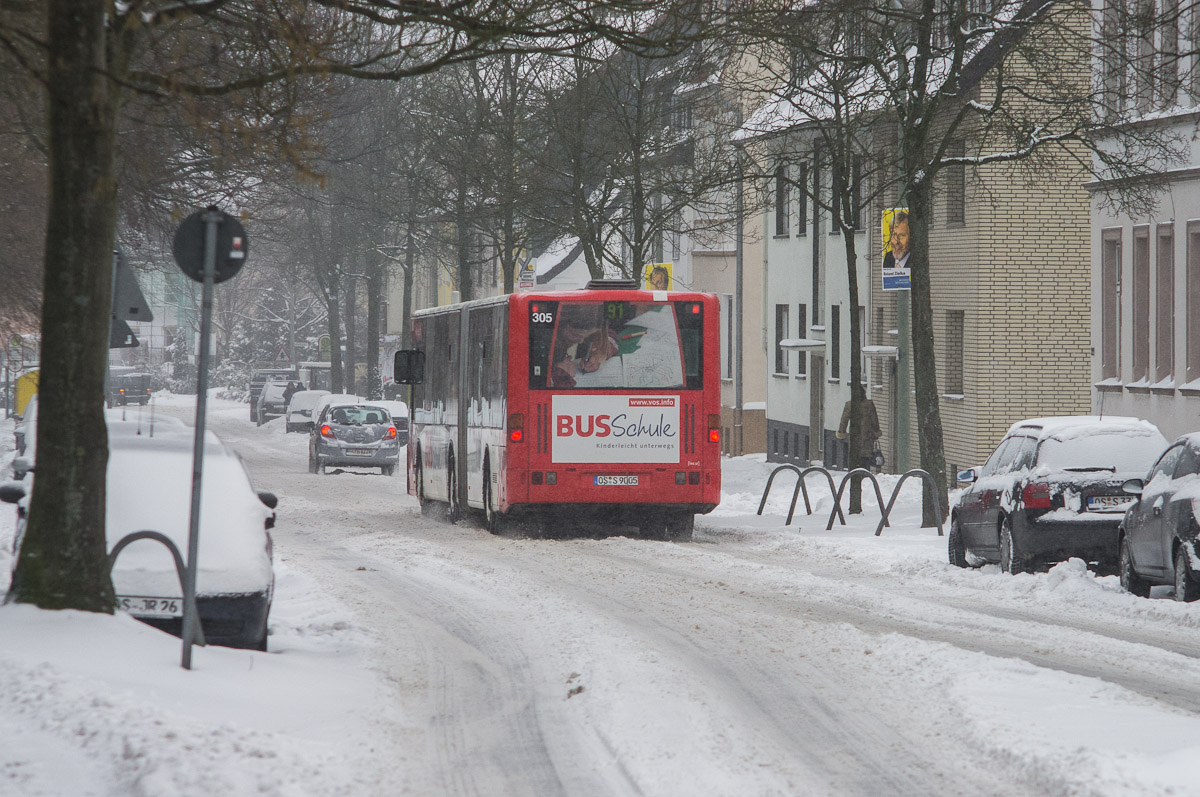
[882,208,911,291]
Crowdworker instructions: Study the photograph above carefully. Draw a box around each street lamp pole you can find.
[734,134,744,457]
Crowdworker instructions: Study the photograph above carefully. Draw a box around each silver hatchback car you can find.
[307,403,400,475]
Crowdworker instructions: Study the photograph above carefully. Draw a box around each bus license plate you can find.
[118,596,182,618]
[595,475,638,486]
[347,448,372,456]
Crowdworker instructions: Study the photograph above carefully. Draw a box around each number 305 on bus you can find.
[392,279,721,541]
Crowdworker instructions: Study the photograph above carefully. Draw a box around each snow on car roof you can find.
[1007,416,1162,442]
[103,418,271,596]
[372,400,409,417]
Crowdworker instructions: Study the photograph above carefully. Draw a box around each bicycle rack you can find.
[108,531,205,647]
[871,469,944,537]
[759,465,944,536]
[825,469,889,531]
[757,464,846,526]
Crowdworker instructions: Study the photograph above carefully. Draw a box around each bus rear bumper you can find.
[503,503,716,527]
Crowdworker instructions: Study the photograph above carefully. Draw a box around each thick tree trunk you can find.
[456,193,473,301]
[326,282,344,394]
[344,273,358,395]
[10,0,117,611]
[905,181,949,527]
[402,224,415,347]
[366,256,382,400]
[841,228,865,514]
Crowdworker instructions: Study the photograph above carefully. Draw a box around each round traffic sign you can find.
[172,209,249,284]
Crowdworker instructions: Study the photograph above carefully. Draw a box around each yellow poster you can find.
[881,208,910,291]
[642,263,673,291]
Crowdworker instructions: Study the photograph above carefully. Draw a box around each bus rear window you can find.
[529,301,701,389]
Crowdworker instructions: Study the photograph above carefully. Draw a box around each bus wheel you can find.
[446,451,460,523]
[416,453,431,516]
[666,512,694,543]
[484,467,505,536]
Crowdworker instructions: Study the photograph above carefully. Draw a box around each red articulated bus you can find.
[392,279,721,540]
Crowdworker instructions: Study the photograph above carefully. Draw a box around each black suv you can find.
[248,367,298,421]
[1118,434,1200,601]
[950,417,1166,574]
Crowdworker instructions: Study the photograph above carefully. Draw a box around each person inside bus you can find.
[552,325,619,387]
[571,328,621,386]
[550,307,602,387]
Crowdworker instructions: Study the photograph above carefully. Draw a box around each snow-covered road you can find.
[7,394,1200,795]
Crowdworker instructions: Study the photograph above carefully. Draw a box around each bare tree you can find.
[3,0,713,611]
[732,0,1179,523]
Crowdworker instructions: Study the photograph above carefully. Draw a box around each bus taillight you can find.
[708,414,720,443]
[509,413,524,443]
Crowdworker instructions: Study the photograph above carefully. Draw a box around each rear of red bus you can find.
[500,288,721,537]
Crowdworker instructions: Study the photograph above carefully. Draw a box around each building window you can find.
[1157,224,1174,382]
[775,304,789,374]
[1136,0,1155,113]
[796,303,807,376]
[1102,228,1122,380]
[811,153,822,323]
[796,162,808,236]
[721,293,733,379]
[774,163,790,236]
[1191,3,1200,104]
[945,310,965,394]
[1188,222,1200,381]
[946,140,965,225]
[1161,0,1180,107]
[830,304,840,380]
[1133,225,1150,382]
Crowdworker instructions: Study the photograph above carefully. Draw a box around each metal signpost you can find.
[172,207,248,669]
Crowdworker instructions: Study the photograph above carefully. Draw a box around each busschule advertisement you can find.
[552,395,680,463]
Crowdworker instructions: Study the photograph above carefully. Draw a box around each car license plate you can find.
[118,595,182,618]
[595,475,638,486]
[1087,495,1133,511]
[347,448,373,456]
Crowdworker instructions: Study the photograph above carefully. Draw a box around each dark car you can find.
[109,371,152,406]
[249,367,298,421]
[950,416,1167,574]
[308,403,400,476]
[1117,433,1200,601]
[256,380,303,426]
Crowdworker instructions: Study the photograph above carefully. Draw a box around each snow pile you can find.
[6,404,1200,795]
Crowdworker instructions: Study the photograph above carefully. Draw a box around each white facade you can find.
[761,155,875,467]
[1091,114,1200,441]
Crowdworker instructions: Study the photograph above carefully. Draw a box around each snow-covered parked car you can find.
[1,411,277,650]
[285,389,330,433]
[949,416,1167,575]
[308,402,400,476]
[1117,433,1200,601]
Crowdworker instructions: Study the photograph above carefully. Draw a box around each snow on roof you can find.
[1007,416,1164,442]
